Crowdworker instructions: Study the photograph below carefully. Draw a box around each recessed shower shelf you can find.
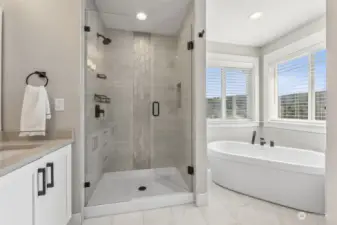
[94,94,111,104]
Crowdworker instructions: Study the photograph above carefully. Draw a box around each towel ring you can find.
[26,71,49,87]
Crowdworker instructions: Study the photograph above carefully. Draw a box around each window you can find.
[206,67,252,120]
[314,49,327,120]
[276,49,326,121]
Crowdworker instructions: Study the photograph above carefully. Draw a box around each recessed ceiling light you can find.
[249,12,263,20]
[137,12,147,21]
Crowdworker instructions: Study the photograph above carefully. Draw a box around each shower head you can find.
[103,38,111,45]
[97,33,111,45]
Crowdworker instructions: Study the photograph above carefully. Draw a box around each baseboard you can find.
[196,192,208,207]
[84,193,193,219]
[67,213,82,225]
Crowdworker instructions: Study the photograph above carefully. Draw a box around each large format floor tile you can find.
[83,182,326,225]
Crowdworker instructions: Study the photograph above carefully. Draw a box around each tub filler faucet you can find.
[260,138,267,146]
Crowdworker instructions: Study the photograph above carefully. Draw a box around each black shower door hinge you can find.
[84,26,91,32]
[187,41,194,50]
[187,166,194,175]
[84,182,91,188]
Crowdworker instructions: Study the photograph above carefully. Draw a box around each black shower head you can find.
[97,33,111,45]
[103,37,111,45]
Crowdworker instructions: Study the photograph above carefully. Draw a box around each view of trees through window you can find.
[277,49,326,120]
[206,67,250,119]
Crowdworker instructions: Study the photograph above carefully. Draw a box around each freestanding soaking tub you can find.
[208,141,325,214]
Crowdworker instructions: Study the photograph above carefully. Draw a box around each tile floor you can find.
[83,182,326,225]
[88,168,189,206]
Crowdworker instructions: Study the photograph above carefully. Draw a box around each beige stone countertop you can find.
[0,138,73,177]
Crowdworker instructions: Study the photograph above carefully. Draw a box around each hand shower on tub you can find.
[251,131,257,144]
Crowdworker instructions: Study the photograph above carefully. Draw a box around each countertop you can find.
[0,132,73,177]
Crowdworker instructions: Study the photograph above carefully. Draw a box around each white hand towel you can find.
[19,85,51,136]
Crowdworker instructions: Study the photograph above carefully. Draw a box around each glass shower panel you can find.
[150,25,194,192]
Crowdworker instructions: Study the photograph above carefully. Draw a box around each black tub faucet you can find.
[260,138,266,146]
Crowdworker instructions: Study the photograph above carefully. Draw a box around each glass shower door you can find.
[150,24,194,192]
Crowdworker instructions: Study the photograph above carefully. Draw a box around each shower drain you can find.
[138,186,147,191]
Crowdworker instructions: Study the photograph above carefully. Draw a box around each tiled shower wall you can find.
[132,33,152,169]
[103,27,193,189]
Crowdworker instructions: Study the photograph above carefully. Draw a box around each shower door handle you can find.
[152,101,160,117]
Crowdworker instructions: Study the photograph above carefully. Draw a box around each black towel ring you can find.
[26,71,49,87]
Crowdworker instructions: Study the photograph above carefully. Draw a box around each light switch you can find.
[54,98,65,111]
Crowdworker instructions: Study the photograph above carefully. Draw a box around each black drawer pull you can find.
[152,101,160,117]
[46,162,55,188]
[37,168,46,196]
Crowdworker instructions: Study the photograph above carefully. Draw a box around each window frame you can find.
[263,30,326,133]
[207,53,259,127]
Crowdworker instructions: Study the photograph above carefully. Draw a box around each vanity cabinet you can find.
[0,144,72,225]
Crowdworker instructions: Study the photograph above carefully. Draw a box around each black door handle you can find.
[46,162,55,188]
[37,168,46,196]
[152,101,160,117]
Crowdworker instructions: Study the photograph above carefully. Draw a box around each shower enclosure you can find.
[84,0,194,215]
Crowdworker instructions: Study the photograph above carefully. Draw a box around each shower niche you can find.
[84,0,195,216]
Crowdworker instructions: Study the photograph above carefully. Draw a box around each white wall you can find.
[262,15,326,55]
[207,41,261,57]
[0,0,85,214]
[208,125,259,143]
[326,1,337,222]
[194,0,207,205]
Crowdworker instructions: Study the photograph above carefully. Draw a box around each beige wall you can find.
[0,0,85,213]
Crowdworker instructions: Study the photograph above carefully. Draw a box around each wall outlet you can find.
[54,98,65,111]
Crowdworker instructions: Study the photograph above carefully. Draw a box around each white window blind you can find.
[276,49,326,121]
[207,67,252,120]
[277,55,309,120]
[206,68,222,119]
[225,68,250,119]
[313,49,327,120]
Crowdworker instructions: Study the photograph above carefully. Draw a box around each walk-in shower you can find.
[84,0,194,217]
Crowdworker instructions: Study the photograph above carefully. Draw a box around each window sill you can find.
[264,120,326,134]
[207,119,259,128]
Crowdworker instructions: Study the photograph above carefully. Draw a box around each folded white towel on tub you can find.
[19,85,51,136]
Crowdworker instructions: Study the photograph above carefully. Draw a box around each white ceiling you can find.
[95,0,191,36]
[207,0,326,47]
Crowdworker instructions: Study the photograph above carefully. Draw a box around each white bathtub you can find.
[208,141,325,214]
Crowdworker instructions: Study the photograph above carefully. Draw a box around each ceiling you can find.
[207,0,326,47]
[95,0,191,36]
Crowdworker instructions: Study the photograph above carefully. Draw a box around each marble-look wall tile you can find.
[133,33,152,169]
[150,35,183,170]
